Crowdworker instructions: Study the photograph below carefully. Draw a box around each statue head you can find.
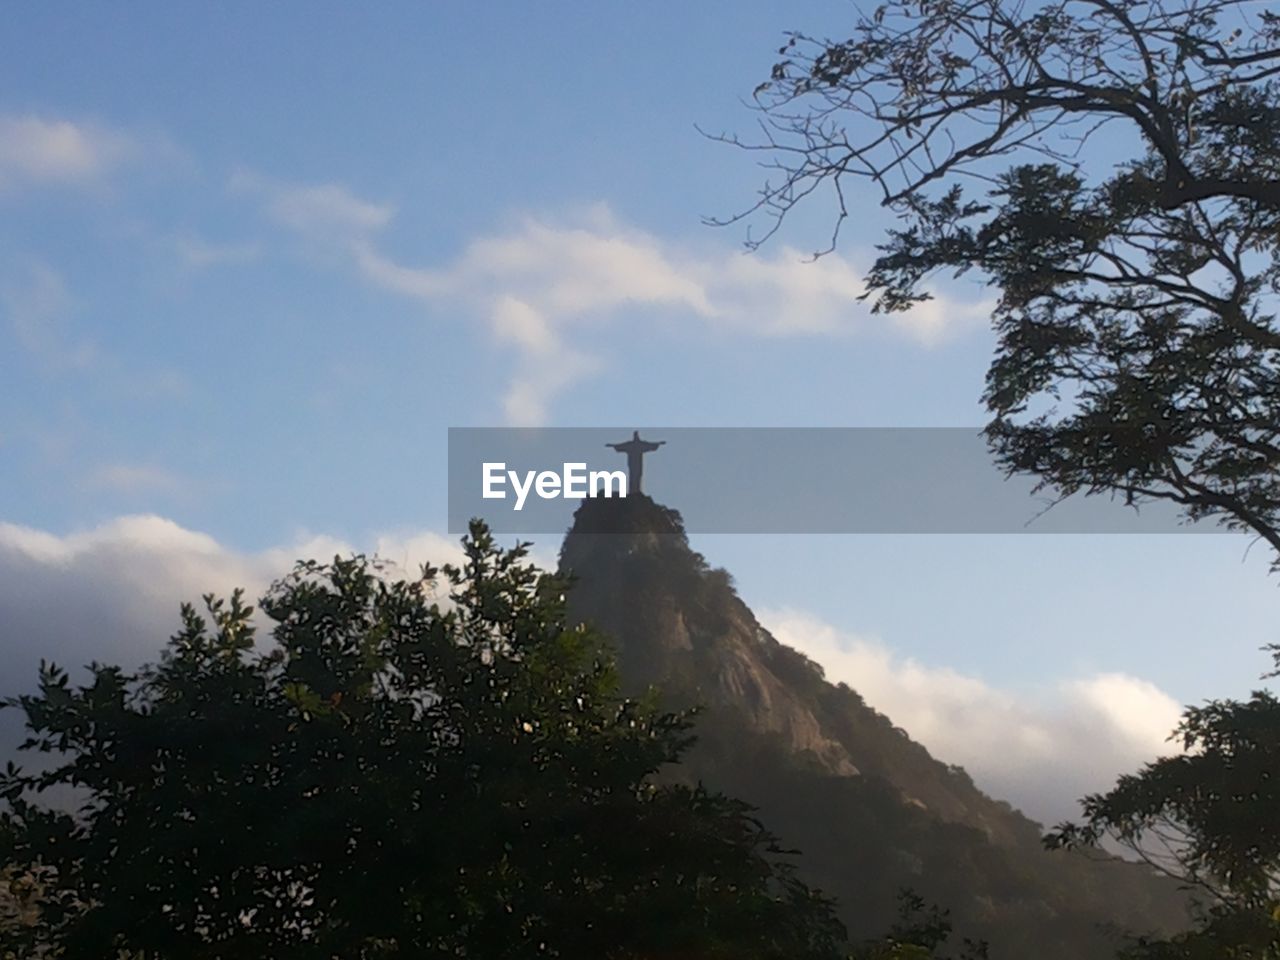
[633,430,640,440]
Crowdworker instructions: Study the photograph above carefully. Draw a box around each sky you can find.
[2,1,1278,827]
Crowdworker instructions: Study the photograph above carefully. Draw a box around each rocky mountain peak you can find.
[557,494,1189,958]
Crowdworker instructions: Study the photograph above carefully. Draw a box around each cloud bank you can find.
[760,608,1185,827]
[1,514,1180,827]
[0,516,466,695]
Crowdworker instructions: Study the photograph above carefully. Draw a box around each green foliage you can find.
[0,521,849,959]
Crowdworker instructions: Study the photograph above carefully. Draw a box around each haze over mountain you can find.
[560,494,1189,959]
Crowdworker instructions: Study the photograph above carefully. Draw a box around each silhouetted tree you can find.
[852,892,988,960]
[1046,650,1280,958]
[720,2,1280,954]
[720,0,1280,563]
[0,522,848,959]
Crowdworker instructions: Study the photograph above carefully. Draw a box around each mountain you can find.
[559,494,1188,960]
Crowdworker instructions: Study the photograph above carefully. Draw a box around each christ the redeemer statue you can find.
[606,431,665,495]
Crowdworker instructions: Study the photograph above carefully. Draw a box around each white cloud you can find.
[887,296,993,347]
[500,342,602,427]
[760,608,1184,827]
[84,463,186,495]
[0,517,476,703]
[0,516,264,689]
[174,234,261,269]
[1,261,96,369]
[263,182,393,236]
[0,116,136,190]
[232,172,393,239]
[247,180,992,424]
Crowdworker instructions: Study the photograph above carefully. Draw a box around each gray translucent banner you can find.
[447,427,1210,535]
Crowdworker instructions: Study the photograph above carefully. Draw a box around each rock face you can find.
[559,495,1188,960]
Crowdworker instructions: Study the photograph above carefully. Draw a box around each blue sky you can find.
[2,2,1277,825]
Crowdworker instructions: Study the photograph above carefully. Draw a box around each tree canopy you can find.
[723,0,1280,561]
[0,523,849,960]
